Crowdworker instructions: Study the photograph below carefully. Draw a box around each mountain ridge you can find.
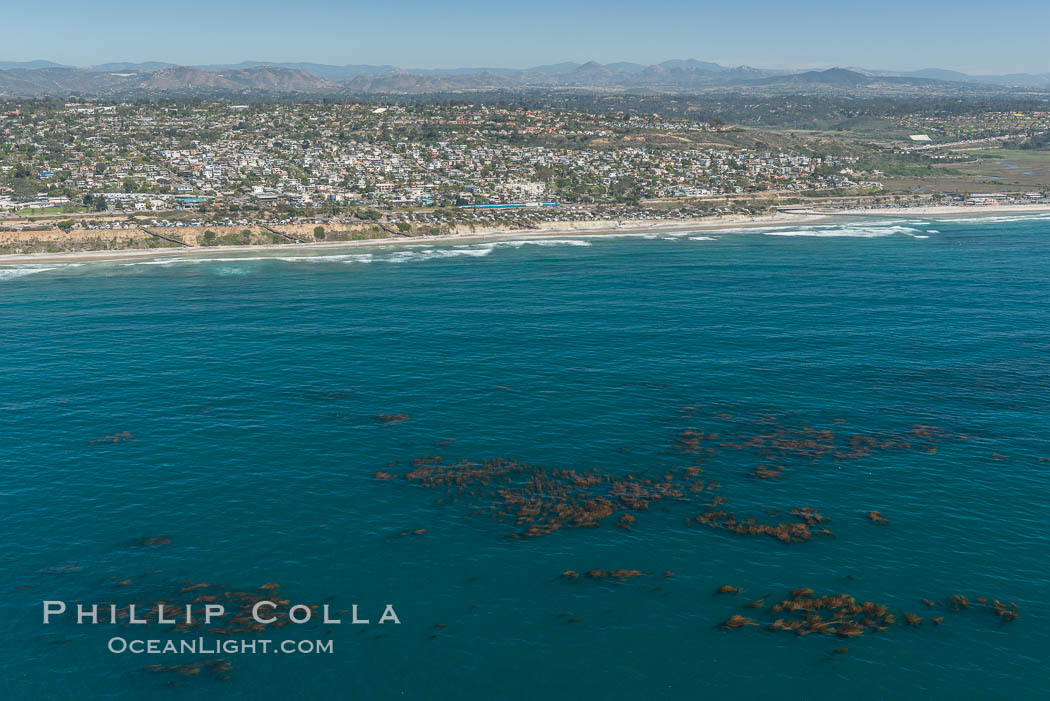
[0,60,1047,97]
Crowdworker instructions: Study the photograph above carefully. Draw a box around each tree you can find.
[313,226,326,240]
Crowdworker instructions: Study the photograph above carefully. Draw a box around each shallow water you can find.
[2,215,1048,699]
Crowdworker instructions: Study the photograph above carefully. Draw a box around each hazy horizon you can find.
[1,57,1047,78]
[4,0,1049,75]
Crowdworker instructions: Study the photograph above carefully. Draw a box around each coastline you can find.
[782,203,1050,218]
[1,204,1049,265]
[0,212,826,265]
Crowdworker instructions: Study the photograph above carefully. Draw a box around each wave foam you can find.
[934,213,1050,224]
[113,237,596,269]
[122,253,376,267]
[480,238,591,248]
[0,266,59,280]
[385,247,494,263]
[763,225,921,238]
[276,253,375,264]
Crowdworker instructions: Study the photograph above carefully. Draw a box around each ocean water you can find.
[2,214,1049,700]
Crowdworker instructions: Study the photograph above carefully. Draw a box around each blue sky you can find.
[6,0,1049,74]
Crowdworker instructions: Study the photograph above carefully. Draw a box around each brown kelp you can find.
[718,588,1023,639]
[673,408,952,481]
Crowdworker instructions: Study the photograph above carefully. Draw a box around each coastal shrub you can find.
[314,226,326,240]
[215,230,252,246]
[202,230,217,246]
[396,222,411,232]
[1020,133,1050,150]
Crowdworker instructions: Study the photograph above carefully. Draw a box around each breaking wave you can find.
[476,238,591,248]
[0,263,84,280]
[761,224,923,238]
[934,213,1050,224]
[114,238,595,268]
[385,247,494,263]
[120,253,376,267]
[0,266,59,280]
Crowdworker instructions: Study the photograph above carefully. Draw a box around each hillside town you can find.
[1,99,1047,251]
[0,101,880,222]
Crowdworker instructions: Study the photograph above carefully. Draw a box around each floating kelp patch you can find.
[144,658,232,683]
[936,594,1020,622]
[586,569,645,580]
[38,564,84,574]
[89,431,134,445]
[694,510,832,543]
[672,408,954,480]
[379,453,840,546]
[721,615,759,629]
[718,588,1023,639]
[385,456,723,539]
[399,528,427,536]
[750,590,903,638]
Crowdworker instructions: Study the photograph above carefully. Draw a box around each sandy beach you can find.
[0,211,823,265]
[785,203,1050,218]
[1,204,1048,265]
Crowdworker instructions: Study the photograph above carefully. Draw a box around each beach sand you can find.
[1,204,1048,265]
[786,203,1050,218]
[0,212,822,265]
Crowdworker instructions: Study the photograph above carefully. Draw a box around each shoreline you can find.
[0,212,826,265]
[781,203,1050,218]
[2,204,1049,265]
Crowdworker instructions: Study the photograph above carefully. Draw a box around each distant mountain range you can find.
[1,59,1048,97]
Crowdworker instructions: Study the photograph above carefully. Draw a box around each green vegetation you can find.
[852,156,962,177]
[1020,133,1050,151]
[2,96,1045,246]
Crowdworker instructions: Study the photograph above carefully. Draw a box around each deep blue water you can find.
[2,214,1049,700]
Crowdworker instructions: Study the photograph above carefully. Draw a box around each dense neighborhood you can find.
[1,100,1046,245]
[0,101,879,222]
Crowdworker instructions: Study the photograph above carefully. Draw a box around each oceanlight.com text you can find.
[107,637,334,655]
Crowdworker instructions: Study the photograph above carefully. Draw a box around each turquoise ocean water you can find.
[1,214,1049,699]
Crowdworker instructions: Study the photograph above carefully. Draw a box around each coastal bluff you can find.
[0,221,419,255]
